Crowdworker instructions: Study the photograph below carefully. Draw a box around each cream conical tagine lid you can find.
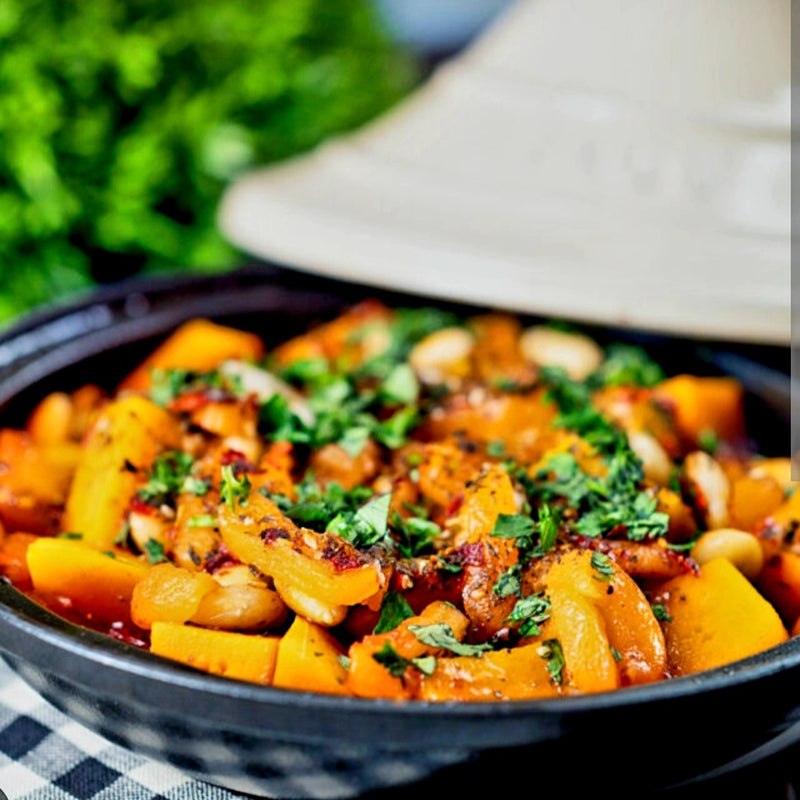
[218,0,791,344]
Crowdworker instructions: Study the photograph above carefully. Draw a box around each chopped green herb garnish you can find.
[486,439,506,457]
[220,464,251,509]
[328,493,391,549]
[143,538,168,564]
[138,451,195,507]
[651,604,673,623]
[407,623,492,657]
[58,532,83,540]
[506,593,552,637]
[188,514,217,528]
[698,429,719,455]
[373,591,415,634]
[591,551,615,582]
[539,638,566,685]
[372,642,436,678]
[610,646,623,662]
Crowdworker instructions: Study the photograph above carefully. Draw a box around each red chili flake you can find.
[446,493,465,518]
[453,541,486,567]
[130,496,156,516]
[205,542,238,573]
[169,390,211,413]
[260,527,290,544]
[329,550,366,572]
[221,450,256,472]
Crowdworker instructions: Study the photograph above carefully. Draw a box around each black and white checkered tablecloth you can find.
[0,659,246,800]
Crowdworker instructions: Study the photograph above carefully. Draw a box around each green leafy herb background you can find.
[0,0,417,324]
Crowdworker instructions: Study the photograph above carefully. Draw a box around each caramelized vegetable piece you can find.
[545,549,667,691]
[131,563,218,630]
[119,318,265,392]
[346,601,469,699]
[728,475,785,532]
[756,551,800,628]
[63,397,180,548]
[218,493,384,607]
[0,429,80,516]
[150,622,279,684]
[273,616,351,695]
[452,463,517,547]
[419,642,561,702]
[27,537,148,624]
[654,375,745,447]
[658,557,788,676]
[0,531,38,589]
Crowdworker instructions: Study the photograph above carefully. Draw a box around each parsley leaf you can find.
[220,464,251,509]
[138,451,195,507]
[372,642,436,677]
[143,538,168,564]
[591,551,615,582]
[651,604,673,623]
[539,638,566,685]
[407,623,492,657]
[328,493,391,549]
[373,591,415,634]
[506,593,552,637]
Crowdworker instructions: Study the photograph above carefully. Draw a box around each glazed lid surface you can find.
[218,0,790,345]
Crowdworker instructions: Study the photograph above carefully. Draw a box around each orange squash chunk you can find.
[346,601,469,700]
[119,319,264,392]
[756,550,800,628]
[151,622,279,684]
[419,643,561,702]
[654,375,745,446]
[218,492,383,607]
[545,549,667,692]
[273,616,350,695]
[63,397,179,548]
[729,475,785,532]
[131,563,218,630]
[27,537,148,624]
[659,557,787,676]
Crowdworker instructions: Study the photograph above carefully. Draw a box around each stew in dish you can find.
[0,301,796,700]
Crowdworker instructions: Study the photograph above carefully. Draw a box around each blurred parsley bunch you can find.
[0,0,416,323]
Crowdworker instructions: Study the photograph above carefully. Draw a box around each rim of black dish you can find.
[0,264,797,749]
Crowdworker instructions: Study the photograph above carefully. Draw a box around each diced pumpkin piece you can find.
[131,563,218,629]
[659,557,788,676]
[756,550,800,628]
[346,601,469,699]
[545,549,667,691]
[273,616,350,695]
[451,463,517,546]
[728,476,785,532]
[218,493,383,607]
[748,458,794,491]
[62,397,180,548]
[0,532,38,589]
[654,375,745,446]
[119,319,265,392]
[27,537,148,624]
[0,429,80,505]
[419,643,561,701]
[26,392,73,443]
[150,622,278,684]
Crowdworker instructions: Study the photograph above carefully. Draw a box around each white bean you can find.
[519,326,603,381]
[408,327,475,385]
[690,528,764,580]
[627,431,674,486]
[273,577,347,627]
[191,584,288,630]
[684,451,730,530]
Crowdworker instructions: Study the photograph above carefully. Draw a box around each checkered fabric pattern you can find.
[0,660,245,800]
